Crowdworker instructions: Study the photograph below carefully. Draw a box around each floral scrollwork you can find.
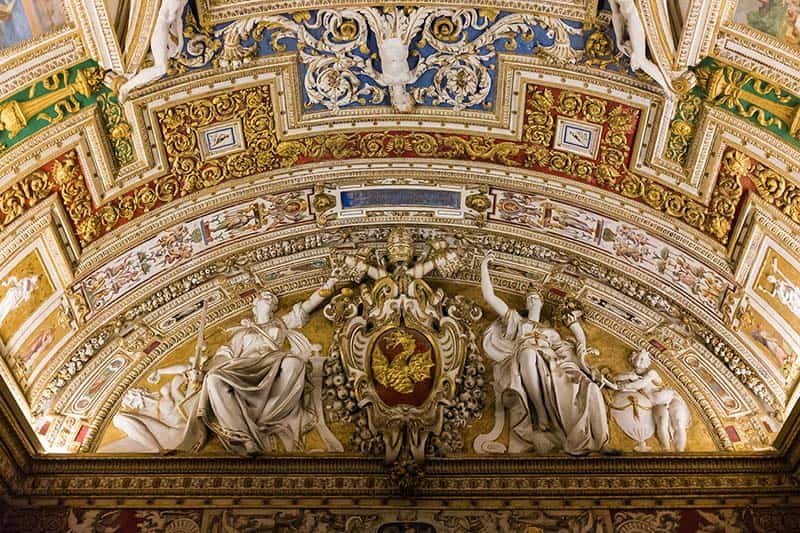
[181,8,584,112]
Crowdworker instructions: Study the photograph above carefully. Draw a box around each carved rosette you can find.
[324,270,482,469]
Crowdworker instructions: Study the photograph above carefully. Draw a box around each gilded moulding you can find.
[0,152,94,238]
[192,0,591,28]
[693,57,800,149]
[0,61,132,166]
[9,62,780,249]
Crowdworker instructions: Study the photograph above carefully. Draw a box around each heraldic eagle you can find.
[372,329,433,394]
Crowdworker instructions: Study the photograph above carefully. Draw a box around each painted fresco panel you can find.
[683,353,750,417]
[0,250,54,342]
[734,0,800,47]
[0,0,66,50]
[741,306,796,375]
[490,191,728,310]
[13,306,72,380]
[67,355,129,416]
[79,191,313,312]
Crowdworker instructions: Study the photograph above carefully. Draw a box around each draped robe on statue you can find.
[179,305,316,454]
[484,310,609,455]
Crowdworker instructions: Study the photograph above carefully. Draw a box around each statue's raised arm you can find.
[282,276,338,330]
[178,275,342,456]
[480,252,509,318]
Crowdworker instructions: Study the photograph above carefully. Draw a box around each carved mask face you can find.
[379,38,410,74]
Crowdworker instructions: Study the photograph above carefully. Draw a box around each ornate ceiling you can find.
[1,0,800,528]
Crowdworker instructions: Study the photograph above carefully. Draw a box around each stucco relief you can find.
[78,191,313,312]
[103,281,343,456]
[610,349,691,452]
[490,190,729,311]
[94,229,723,462]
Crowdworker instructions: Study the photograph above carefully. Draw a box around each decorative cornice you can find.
[6,454,795,500]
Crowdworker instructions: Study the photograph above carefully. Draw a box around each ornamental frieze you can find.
[5,505,799,533]
[66,183,731,321]
[3,80,798,253]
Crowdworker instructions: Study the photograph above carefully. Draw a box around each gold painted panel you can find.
[740,305,795,376]
[755,247,800,332]
[13,305,72,385]
[0,249,54,343]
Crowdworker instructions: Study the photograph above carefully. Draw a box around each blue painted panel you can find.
[178,8,631,112]
[340,188,460,209]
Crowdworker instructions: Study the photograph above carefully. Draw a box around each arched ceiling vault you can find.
[0,0,800,507]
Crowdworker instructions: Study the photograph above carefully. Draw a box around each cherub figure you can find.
[614,349,691,451]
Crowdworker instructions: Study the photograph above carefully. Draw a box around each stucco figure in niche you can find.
[763,257,800,317]
[117,0,189,103]
[0,275,38,329]
[609,0,675,98]
[104,353,205,453]
[476,251,613,455]
[178,278,341,456]
[610,349,691,452]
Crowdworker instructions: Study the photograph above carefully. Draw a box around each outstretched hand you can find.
[318,277,337,298]
[481,251,496,269]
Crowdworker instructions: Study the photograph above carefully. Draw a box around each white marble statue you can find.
[107,355,204,453]
[609,0,674,98]
[118,0,189,103]
[0,275,39,329]
[612,349,691,452]
[178,279,338,455]
[477,252,611,455]
[765,258,800,317]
